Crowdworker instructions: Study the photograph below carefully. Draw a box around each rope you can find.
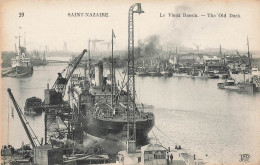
[8,96,10,145]
[151,130,167,150]
[154,125,177,145]
[20,107,41,146]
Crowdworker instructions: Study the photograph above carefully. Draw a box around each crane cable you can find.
[151,130,167,150]
[154,125,177,145]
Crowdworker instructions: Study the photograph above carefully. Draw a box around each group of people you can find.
[167,152,174,164]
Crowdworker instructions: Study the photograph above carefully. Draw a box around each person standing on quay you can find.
[170,153,173,163]
[167,152,170,165]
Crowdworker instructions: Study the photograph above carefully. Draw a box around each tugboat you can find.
[217,78,238,89]
[217,78,255,92]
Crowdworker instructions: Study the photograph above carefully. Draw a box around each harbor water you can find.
[1,64,260,164]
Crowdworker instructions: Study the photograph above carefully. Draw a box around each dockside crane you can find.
[7,88,41,148]
[127,3,144,153]
[52,49,87,99]
[236,51,250,67]
[90,39,104,50]
[44,49,87,145]
[236,37,252,69]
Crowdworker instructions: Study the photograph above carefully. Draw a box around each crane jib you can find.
[7,88,38,148]
[52,49,87,99]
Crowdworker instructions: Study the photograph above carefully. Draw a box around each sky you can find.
[0,0,260,53]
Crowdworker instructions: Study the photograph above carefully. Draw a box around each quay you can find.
[115,144,206,165]
[46,60,69,64]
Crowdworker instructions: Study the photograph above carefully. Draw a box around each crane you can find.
[52,49,87,99]
[90,39,104,50]
[236,51,249,67]
[193,43,201,52]
[127,3,144,153]
[7,88,41,148]
[100,41,111,51]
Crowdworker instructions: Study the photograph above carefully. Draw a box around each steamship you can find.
[10,46,33,77]
[69,62,155,145]
[2,38,33,77]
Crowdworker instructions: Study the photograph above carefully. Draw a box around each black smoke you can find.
[136,35,162,58]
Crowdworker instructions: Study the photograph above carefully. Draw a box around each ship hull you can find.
[161,72,173,77]
[218,83,255,92]
[16,66,33,75]
[81,114,154,145]
[3,66,33,77]
[136,72,150,76]
[148,72,162,77]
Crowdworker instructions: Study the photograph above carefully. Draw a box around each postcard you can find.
[0,0,259,164]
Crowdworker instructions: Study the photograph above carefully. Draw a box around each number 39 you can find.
[19,12,24,17]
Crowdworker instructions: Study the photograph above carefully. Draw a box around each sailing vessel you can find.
[160,62,173,77]
[148,59,162,76]
[227,37,260,92]
[136,61,150,76]
[69,31,154,145]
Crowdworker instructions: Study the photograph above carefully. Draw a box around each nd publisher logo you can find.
[240,154,251,162]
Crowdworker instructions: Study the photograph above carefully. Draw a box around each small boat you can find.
[161,71,173,77]
[218,74,229,79]
[172,73,192,78]
[217,78,237,89]
[136,66,150,76]
[208,73,220,79]
[217,78,255,92]
[149,71,162,76]
[207,71,220,79]
[24,97,44,114]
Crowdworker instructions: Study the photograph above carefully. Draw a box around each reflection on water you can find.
[1,65,260,163]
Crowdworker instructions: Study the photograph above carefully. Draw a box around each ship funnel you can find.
[95,61,103,87]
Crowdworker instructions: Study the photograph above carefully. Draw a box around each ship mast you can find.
[17,26,22,58]
[247,36,251,68]
[176,47,179,65]
[127,3,144,153]
[88,39,91,82]
[220,45,225,65]
[111,29,116,108]
[24,32,26,48]
[15,43,17,53]
[18,34,21,57]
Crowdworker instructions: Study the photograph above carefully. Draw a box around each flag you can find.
[112,29,116,38]
[19,26,22,29]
